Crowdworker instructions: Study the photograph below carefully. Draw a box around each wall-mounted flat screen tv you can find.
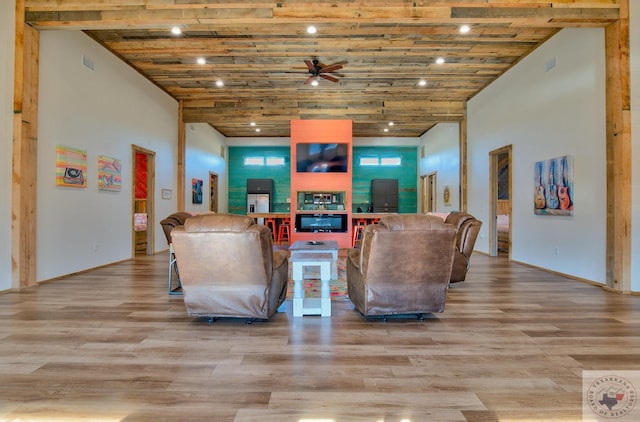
[296,143,348,173]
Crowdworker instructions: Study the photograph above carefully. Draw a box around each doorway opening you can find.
[132,145,155,257]
[209,172,219,213]
[420,172,437,213]
[489,145,512,257]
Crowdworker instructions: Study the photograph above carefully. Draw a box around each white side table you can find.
[290,252,332,317]
[289,240,339,280]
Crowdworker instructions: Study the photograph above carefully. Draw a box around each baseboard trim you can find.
[475,250,605,287]
[38,258,133,285]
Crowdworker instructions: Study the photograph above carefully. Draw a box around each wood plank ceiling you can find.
[24,1,620,138]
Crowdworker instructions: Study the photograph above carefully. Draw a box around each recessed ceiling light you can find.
[384,128,389,132]
[311,79,319,87]
[388,122,394,126]
[436,57,445,65]
[250,122,256,126]
[196,57,206,65]
[215,80,224,87]
[255,128,261,132]
[307,25,317,34]
[460,25,471,34]
[418,79,427,87]
[171,27,182,35]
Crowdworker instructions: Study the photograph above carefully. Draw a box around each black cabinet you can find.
[247,179,273,194]
[371,179,398,212]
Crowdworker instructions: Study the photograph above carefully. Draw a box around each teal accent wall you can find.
[352,146,418,213]
[228,147,291,214]
[228,145,417,214]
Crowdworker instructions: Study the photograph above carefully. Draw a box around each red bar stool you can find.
[264,218,278,242]
[277,218,291,245]
[352,224,365,248]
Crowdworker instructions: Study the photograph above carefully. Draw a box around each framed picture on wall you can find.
[98,155,122,191]
[534,155,573,216]
[56,145,87,188]
[192,178,203,204]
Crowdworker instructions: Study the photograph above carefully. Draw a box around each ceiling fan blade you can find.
[320,74,339,83]
[304,60,315,71]
[304,76,316,84]
[320,63,343,73]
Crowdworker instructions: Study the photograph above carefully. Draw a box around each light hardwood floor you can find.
[1,252,639,421]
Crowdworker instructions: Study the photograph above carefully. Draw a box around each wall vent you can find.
[82,54,95,71]
[544,56,557,73]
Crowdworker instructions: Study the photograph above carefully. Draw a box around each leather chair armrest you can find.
[272,249,288,271]
[347,248,361,271]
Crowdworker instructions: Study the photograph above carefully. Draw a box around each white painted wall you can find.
[419,123,461,212]
[631,1,640,292]
[468,28,607,284]
[37,31,178,281]
[184,123,228,214]
[0,1,16,291]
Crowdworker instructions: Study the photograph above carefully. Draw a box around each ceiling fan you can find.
[304,58,343,84]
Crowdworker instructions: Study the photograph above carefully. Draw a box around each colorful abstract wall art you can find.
[98,155,122,191]
[56,145,87,188]
[192,178,203,204]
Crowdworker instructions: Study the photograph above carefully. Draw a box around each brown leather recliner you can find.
[171,214,288,320]
[445,212,482,282]
[160,212,193,245]
[160,212,193,295]
[346,214,457,318]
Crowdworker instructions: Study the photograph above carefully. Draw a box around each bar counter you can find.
[246,212,399,220]
[352,213,398,220]
[246,212,290,219]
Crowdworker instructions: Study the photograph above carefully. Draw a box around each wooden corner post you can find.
[12,0,39,289]
[604,0,631,293]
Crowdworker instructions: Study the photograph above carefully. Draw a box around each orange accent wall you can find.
[290,120,353,248]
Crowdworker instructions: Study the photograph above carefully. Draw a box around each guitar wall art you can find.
[534,155,573,216]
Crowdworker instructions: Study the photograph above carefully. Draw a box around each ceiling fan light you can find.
[311,79,319,87]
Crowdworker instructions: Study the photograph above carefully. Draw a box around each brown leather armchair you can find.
[445,212,482,282]
[171,214,288,321]
[160,212,193,295]
[346,214,457,318]
[160,212,192,245]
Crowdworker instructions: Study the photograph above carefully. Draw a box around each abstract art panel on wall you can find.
[98,155,122,191]
[534,155,573,216]
[56,145,87,188]
[192,178,203,204]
